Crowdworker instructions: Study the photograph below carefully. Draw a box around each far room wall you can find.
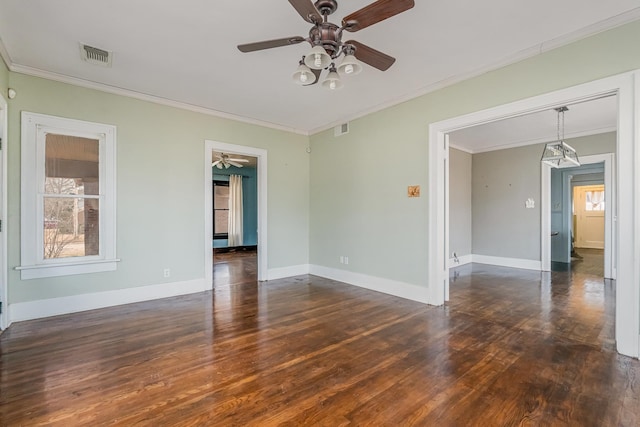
[212,165,258,248]
[448,132,616,264]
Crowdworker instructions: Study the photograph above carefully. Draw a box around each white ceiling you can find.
[0,1,638,135]
[449,95,618,153]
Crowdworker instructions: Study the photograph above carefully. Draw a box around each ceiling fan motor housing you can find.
[309,23,341,57]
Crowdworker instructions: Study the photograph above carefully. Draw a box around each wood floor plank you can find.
[1,262,639,425]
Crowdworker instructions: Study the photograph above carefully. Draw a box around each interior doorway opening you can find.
[204,141,268,290]
[428,71,639,358]
[212,152,259,287]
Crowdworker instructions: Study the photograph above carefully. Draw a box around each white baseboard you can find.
[448,254,473,268]
[471,254,541,271]
[9,278,208,323]
[267,264,310,280]
[309,265,430,304]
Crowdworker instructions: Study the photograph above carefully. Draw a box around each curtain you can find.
[228,175,244,246]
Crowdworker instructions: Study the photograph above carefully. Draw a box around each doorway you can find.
[204,140,267,290]
[429,71,639,358]
[212,152,258,287]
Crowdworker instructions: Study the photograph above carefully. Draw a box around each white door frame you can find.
[428,71,639,358]
[204,140,268,287]
[0,93,7,330]
[541,153,615,279]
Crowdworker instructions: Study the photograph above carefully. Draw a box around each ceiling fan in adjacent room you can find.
[212,153,249,169]
[237,0,415,89]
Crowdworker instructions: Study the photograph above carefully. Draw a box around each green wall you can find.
[6,73,309,303]
[5,19,640,306]
[309,20,640,287]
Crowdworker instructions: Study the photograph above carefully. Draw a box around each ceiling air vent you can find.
[334,122,349,137]
[79,43,112,67]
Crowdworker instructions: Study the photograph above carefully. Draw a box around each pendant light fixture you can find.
[541,106,580,168]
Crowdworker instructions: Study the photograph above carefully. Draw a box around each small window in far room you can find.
[213,181,229,238]
[585,190,605,211]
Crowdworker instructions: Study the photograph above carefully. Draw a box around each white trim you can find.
[19,112,117,279]
[10,64,308,136]
[3,9,640,137]
[448,254,473,268]
[310,265,429,304]
[205,141,268,286]
[541,162,551,271]
[307,9,640,135]
[267,264,310,280]
[9,278,207,322]
[429,71,639,358]
[472,255,542,271]
[0,94,7,330]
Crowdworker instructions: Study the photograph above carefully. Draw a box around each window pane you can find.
[585,190,605,211]
[215,210,229,234]
[44,197,100,259]
[214,185,229,208]
[45,134,99,195]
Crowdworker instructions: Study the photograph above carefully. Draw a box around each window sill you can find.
[16,259,121,280]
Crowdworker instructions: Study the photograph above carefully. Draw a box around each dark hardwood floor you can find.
[1,263,639,426]
[213,250,257,287]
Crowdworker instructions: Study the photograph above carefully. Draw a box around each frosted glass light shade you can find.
[304,45,331,70]
[292,63,316,85]
[337,53,362,76]
[321,70,343,90]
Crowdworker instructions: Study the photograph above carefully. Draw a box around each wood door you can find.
[573,184,605,249]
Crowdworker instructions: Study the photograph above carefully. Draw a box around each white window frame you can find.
[18,112,118,279]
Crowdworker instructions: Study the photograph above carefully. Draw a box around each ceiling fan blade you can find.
[228,161,244,168]
[212,160,221,167]
[288,0,323,24]
[304,68,322,86]
[229,158,249,163]
[346,40,395,71]
[238,36,305,53]
[342,0,415,32]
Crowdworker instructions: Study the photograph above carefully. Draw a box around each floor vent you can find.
[334,122,349,137]
[80,43,112,67]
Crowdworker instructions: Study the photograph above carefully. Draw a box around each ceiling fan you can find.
[237,0,415,89]
[212,153,249,169]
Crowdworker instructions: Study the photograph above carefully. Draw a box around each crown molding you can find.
[7,62,310,136]
[2,8,640,137]
[0,37,12,72]
[308,9,640,135]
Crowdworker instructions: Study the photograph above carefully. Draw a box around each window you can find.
[585,190,605,211]
[19,112,118,279]
[213,180,229,238]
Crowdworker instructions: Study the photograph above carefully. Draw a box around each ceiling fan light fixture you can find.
[304,45,331,70]
[322,68,343,90]
[292,61,316,85]
[337,53,362,76]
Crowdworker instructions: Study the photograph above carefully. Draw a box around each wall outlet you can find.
[339,256,344,264]
[163,268,171,278]
[344,256,349,265]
